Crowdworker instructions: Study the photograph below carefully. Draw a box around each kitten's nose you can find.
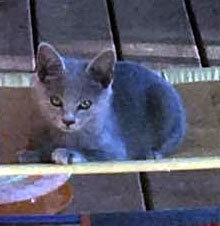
[62,114,75,127]
[62,118,75,127]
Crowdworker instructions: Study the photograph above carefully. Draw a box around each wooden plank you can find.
[0,0,35,71]
[7,157,220,175]
[63,175,145,213]
[174,82,220,158]
[147,170,220,210]
[35,0,113,58]
[0,87,31,163]
[112,0,200,69]
[189,0,220,66]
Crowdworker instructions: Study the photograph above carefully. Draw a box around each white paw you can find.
[52,148,87,164]
[154,152,164,160]
[52,148,69,165]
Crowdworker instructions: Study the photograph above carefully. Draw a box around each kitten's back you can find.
[112,62,186,159]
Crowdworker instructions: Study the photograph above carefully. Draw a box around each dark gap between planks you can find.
[140,172,155,210]
[29,0,39,57]
[106,0,123,60]
[183,0,209,67]
[105,0,155,210]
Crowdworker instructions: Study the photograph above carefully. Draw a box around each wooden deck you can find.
[1,0,220,215]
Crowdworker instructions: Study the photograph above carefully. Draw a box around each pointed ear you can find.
[37,42,64,82]
[86,49,116,88]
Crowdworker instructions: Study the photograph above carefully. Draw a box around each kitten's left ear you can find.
[86,49,116,88]
[37,42,65,82]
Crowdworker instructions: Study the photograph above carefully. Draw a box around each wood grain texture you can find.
[174,82,220,158]
[147,170,220,210]
[112,0,200,68]
[35,0,114,58]
[0,0,35,71]
[63,175,145,213]
[189,0,220,66]
[0,88,32,163]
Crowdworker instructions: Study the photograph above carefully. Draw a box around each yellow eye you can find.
[78,100,92,110]
[50,96,63,107]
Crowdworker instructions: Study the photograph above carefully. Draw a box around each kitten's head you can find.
[35,42,116,132]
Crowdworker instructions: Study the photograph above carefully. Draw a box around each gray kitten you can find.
[18,42,186,164]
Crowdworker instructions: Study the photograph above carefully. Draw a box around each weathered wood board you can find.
[0,0,35,71]
[63,174,145,213]
[174,82,220,158]
[147,170,220,209]
[35,0,113,58]
[112,0,200,69]
[189,0,220,66]
[0,87,31,163]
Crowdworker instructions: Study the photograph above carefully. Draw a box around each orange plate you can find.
[0,175,73,214]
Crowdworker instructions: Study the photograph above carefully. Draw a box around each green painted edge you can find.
[161,67,220,84]
[0,68,219,87]
[0,73,34,87]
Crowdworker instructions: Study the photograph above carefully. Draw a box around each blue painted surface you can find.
[0,214,80,224]
[0,207,220,225]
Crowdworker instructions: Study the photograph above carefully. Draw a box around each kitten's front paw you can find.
[52,148,69,164]
[146,149,164,160]
[153,152,164,160]
[52,148,87,164]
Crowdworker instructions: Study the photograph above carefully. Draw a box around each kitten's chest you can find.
[50,129,100,149]
[79,123,125,151]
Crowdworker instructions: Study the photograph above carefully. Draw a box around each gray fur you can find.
[18,43,186,163]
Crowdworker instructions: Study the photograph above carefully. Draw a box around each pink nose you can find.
[62,118,75,127]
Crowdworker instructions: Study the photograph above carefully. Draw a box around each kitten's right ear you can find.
[86,49,116,88]
[37,42,64,82]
